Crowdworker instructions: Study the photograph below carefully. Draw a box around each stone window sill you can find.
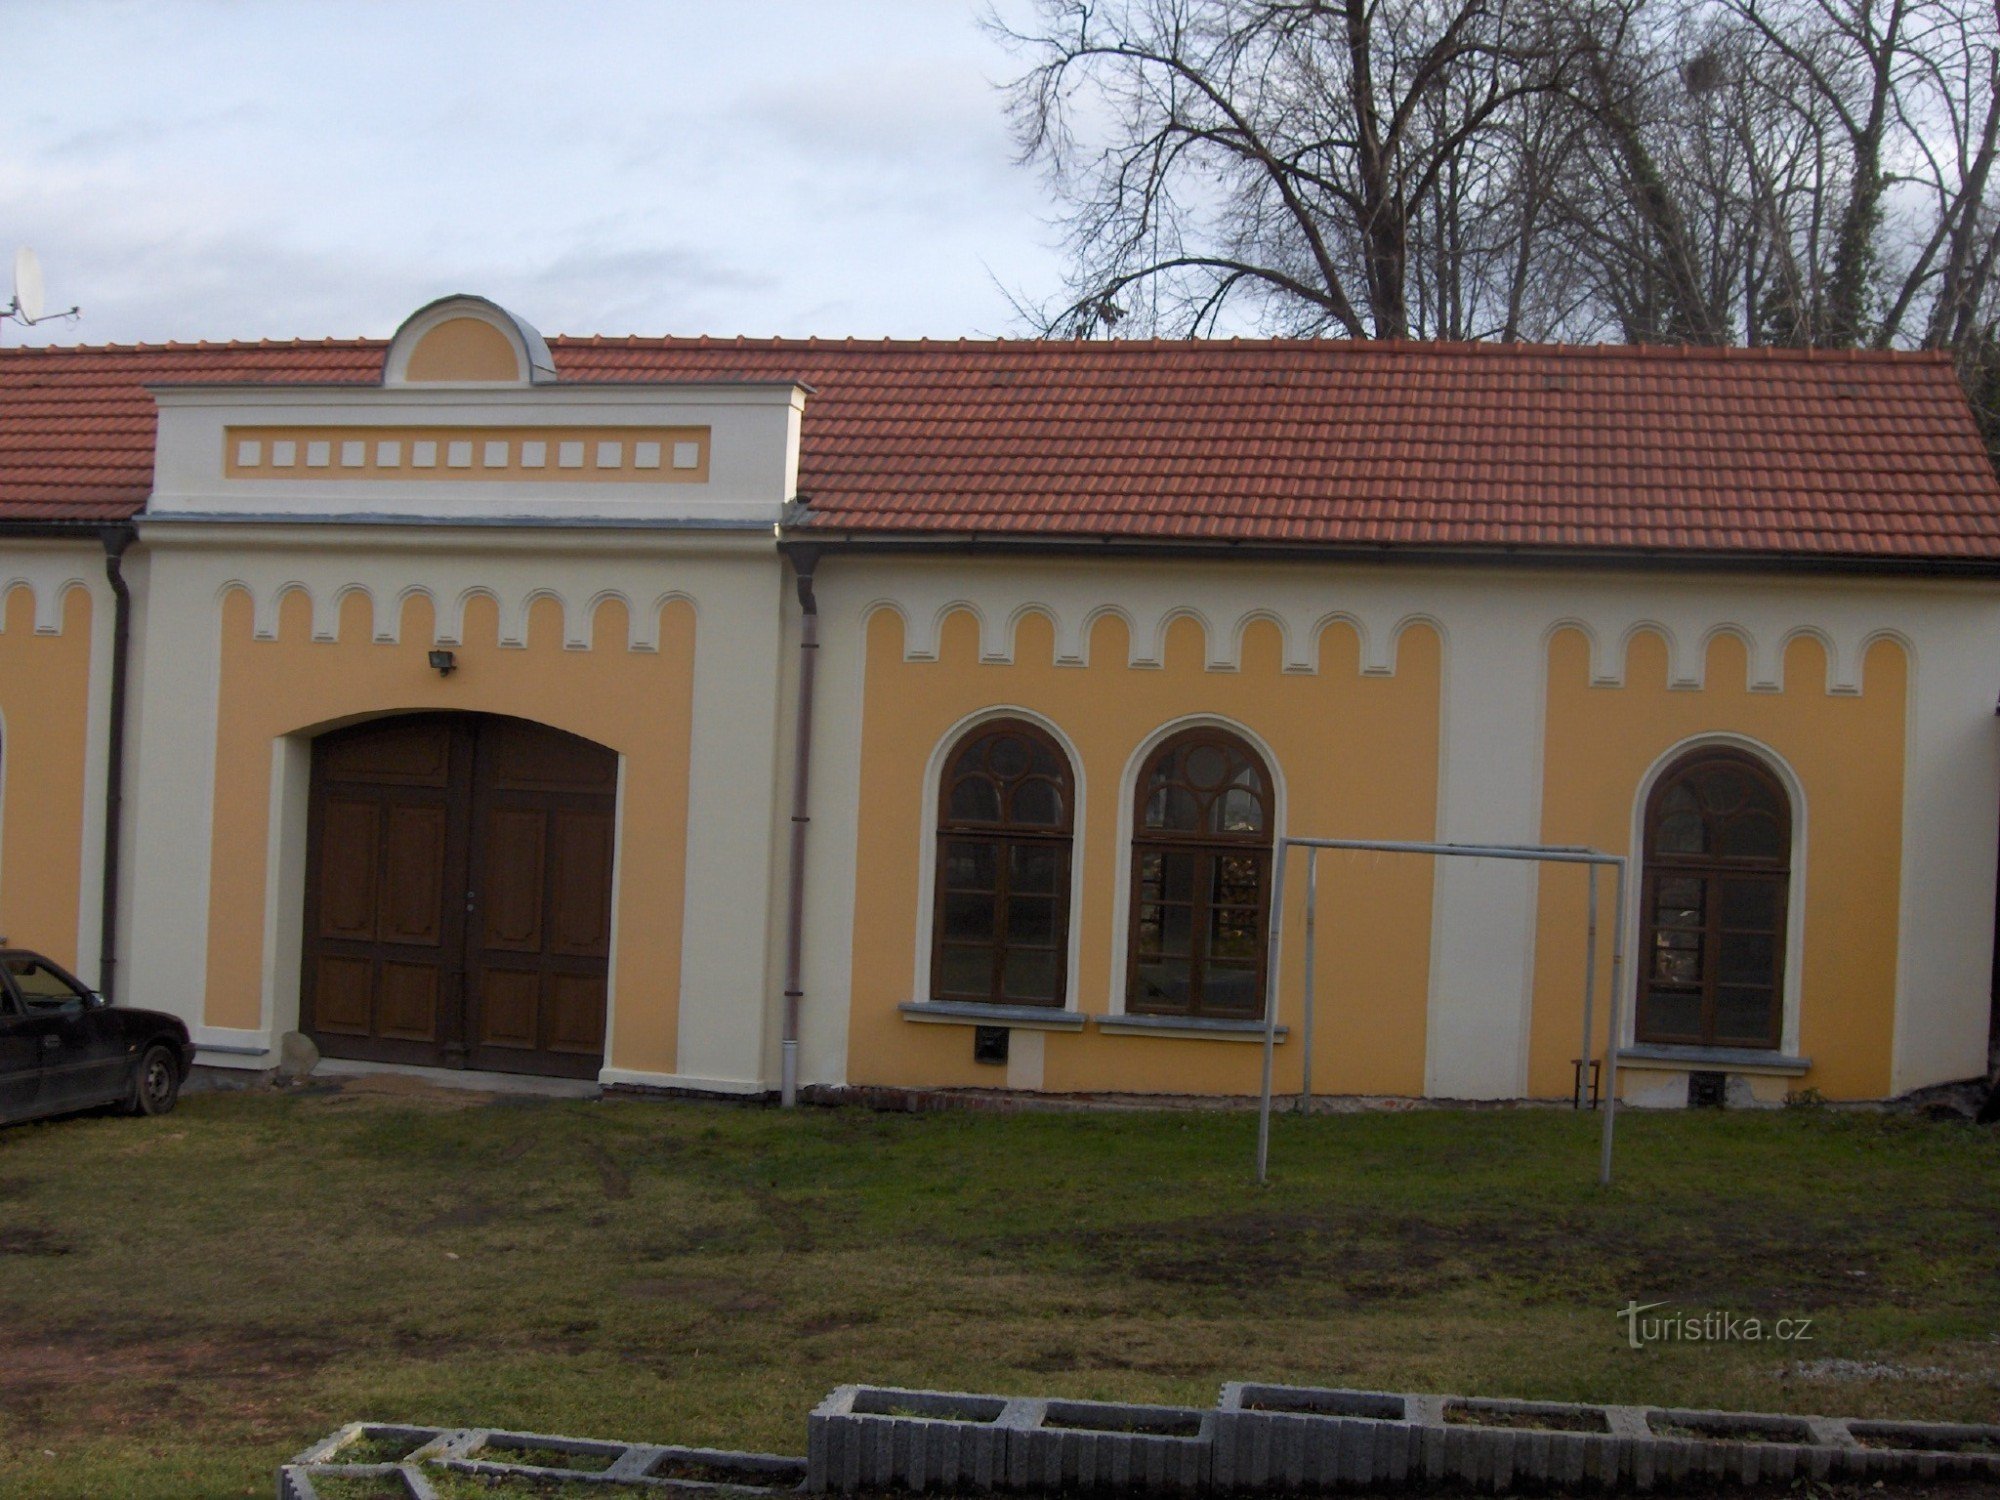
[1096,1013,1287,1043]
[897,1001,1086,1032]
[1618,1043,1810,1076]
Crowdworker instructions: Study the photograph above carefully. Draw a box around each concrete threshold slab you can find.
[312,1058,601,1100]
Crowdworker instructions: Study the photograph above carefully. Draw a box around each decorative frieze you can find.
[224,425,710,483]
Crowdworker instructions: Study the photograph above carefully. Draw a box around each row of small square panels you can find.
[236,437,702,472]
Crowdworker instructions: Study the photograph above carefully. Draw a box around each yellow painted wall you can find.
[405,316,521,382]
[848,607,1442,1096]
[202,586,696,1074]
[0,585,92,969]
[1530,628,1908,1099]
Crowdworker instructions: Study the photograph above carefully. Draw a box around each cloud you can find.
[0,0,1067,344]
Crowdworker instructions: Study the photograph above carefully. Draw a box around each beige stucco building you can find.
[2,295,1996,1107]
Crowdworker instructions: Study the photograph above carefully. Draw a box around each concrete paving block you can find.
[284,1387,2000,1498]
[288,1422,454,1467]
[636,1443,809,1489]
[288,1419,807,1498]
[810,1385,1217,1495]
[1215,1382,1426,1493]
[277,1464,427,1500]
[1628,1437,1655,1492]
[1519,1429,1547,1488]
[1031,1397,1212,1494]
[463,1426,634,1476]
[808,1384,1018,1492]
[1418,1418,1447,1483]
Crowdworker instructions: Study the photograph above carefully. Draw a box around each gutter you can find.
[0,520,118,541]
[777,531,2000,581]
[98,525,135,1002]
[780,547,821,1107]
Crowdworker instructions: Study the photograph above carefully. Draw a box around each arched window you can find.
[1127,727,1274,1018]
[1637,749,1791,1050]
[931,720,1075,1008]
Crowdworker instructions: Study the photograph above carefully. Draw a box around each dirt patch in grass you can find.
[1068,1201,1898,1311]
[0,1228,71,1258]
[416,1201,501,1234]
[0,1323,340,1438]
[1023,1344,1112,1373]
[616,1275,775,1314]
[581,1142,631,1200]
[330,1074,496,1109]
[745,1184,816,1253]
[796,1310,878,1336]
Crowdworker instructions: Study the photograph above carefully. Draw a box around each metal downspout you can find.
[98,525,135,1003]
[780,550,820,1106]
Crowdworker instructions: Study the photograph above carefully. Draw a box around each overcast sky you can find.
[0,0,1066,346]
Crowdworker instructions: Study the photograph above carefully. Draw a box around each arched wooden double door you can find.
[301,713,616,1079]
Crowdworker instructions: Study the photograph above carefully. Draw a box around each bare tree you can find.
[1552,0,2000,352]
[994,0,1572,339]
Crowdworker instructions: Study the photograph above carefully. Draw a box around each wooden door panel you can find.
[547,974,608,1054]
[323,719,453,784]
[376,962,440,1041]
[312,956,375,1035]
[381,804,449,946]
[550,811,614,957]
[317,800,381,941]
[483,718,619,793]
[473,966,541,1050]
[480,809,547,951]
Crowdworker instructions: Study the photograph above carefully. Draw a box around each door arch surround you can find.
[300,711,617,1078]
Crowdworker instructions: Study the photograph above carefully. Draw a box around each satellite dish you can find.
[14,247,44,324]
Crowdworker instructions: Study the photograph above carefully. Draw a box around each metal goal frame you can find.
[1255,837,1630,1186]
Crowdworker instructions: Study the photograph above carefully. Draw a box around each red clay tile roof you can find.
[3,335,1997,562]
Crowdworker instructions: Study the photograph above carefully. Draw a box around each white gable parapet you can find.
[145,296,805,527]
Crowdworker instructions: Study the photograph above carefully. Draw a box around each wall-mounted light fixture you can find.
[428,649,457,677]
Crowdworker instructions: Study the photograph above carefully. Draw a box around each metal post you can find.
[1578,863,1598,1109]
[1598,857,1627,1187]
[1256,844,1289,1185]
[1301,848,1318,1115]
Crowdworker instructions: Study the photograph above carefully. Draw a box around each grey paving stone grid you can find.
[278,1381,2000,1496]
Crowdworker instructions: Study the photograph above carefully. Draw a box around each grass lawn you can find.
[0,1076,1994,1498]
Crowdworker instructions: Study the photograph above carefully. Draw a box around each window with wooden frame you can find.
[1637,749,1792,1050]
[931,720,1075,1008]
[1127,728,1274,1019]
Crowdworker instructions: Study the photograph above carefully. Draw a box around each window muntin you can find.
[1637,750,1791,1049]
[1127,728,1274,1018]
[931,721,1074,1007]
